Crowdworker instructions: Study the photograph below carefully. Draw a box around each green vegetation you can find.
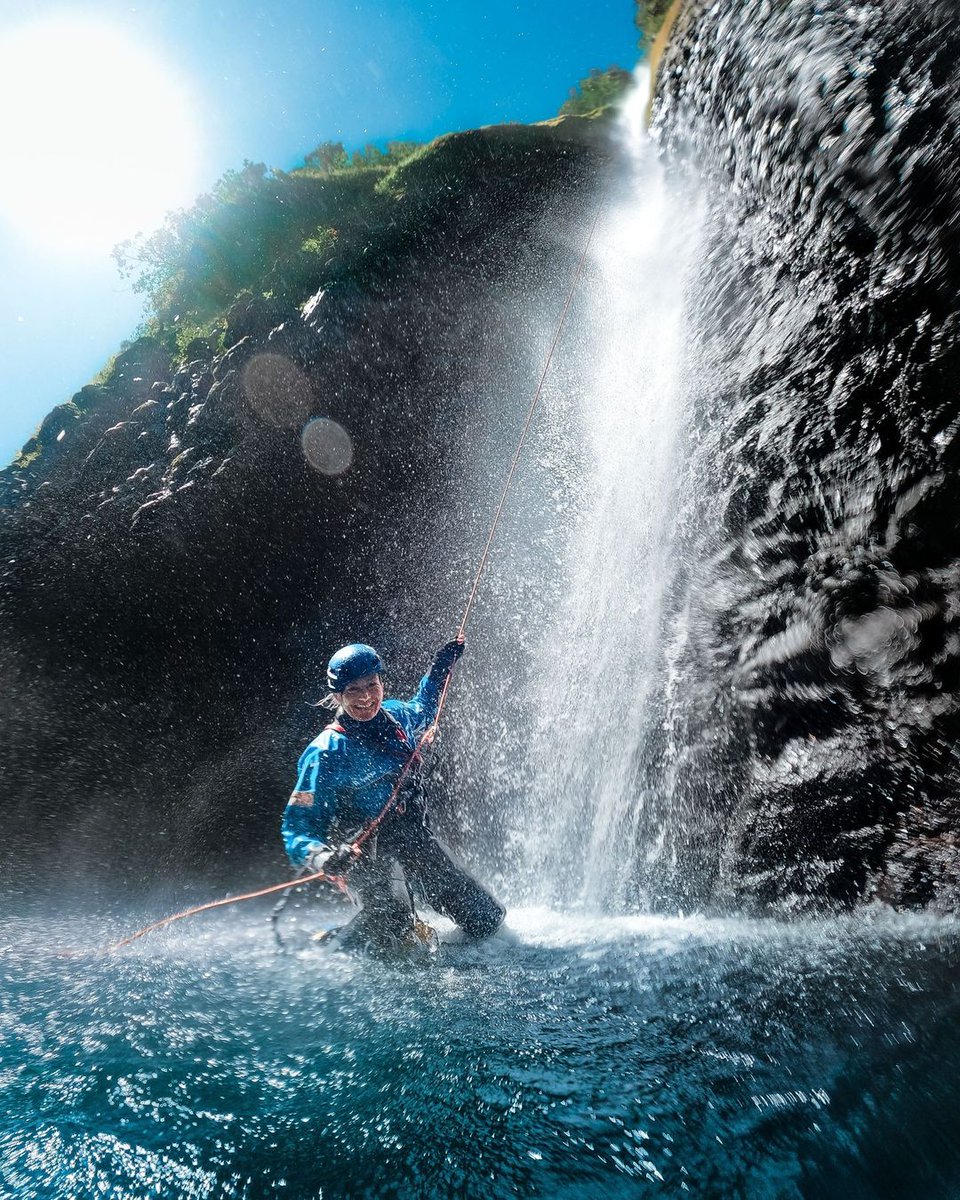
[113,90,612,369]
[10,98,614,470]
[91,351,122,387]
[636,0,676,50]
[303,141,349,173]
[12,444,42,470]
[559,67,632,116]
[302,139,422,174]
[113,144,423,356]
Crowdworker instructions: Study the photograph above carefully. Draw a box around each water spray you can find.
[78,173,612,956]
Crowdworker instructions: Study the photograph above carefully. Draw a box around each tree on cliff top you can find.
[560,67,632,116]
[112,109,602,362]
[303,140,349,172]
[113,145,420,340]
[636,0,676,49]
[301,139,422,174]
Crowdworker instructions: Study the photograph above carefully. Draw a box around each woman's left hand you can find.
[434,637,466,672]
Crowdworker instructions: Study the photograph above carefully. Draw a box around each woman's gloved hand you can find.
[430,636,465,680]
[307,843,357,877]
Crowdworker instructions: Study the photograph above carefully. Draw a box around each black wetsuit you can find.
[331,709,505,947]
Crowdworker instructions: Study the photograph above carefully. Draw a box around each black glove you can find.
[430,637,465,680]
[307,843,357,877]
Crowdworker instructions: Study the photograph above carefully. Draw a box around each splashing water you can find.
[6,907,960,1198]
[513,74,703,911]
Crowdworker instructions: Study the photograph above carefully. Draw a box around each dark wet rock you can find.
[650,0,960,911]
[215,336,257,379]
[225,291,294,345]
[182,336,215,361]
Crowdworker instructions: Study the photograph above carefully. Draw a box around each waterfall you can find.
[512,73,703,912]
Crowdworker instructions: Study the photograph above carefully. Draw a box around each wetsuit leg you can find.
[391,818,506,939]
[338,839,415,950]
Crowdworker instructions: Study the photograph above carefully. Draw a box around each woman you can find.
[281,638,506,951]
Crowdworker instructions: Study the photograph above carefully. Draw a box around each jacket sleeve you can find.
[281,743,338,867]
[400,656,450,733]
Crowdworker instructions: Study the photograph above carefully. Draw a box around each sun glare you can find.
[0,18,201,253]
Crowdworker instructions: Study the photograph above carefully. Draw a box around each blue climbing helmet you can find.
[326,643,384,692]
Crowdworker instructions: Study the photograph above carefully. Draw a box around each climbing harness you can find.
[87,177,610,957]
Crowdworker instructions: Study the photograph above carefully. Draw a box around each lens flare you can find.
[301,418,353,476]
[242,354,314,428]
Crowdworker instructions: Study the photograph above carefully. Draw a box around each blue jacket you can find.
[281,669,444,867]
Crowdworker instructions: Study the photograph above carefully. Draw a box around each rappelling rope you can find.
[452,180,609,648]
[91,871,348,955]
[89,177,609,956]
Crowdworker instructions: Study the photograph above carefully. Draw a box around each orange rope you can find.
[85,870,347,956]
[91,177,609,955]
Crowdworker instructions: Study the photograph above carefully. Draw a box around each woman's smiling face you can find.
[338,673,384,721]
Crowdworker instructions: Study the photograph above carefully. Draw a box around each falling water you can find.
[514,73,702,911]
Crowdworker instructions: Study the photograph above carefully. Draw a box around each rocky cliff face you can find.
[651,0,960,910]
[0,121,607,892]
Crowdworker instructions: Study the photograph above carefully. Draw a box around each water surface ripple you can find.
[2,909,959,1199]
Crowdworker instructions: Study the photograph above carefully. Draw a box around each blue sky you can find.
[0,0,639,466]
